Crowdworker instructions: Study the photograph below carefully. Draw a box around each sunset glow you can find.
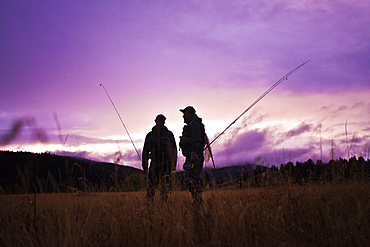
[1,1,369,170]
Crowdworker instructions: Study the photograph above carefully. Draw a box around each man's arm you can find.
[168,131,177,171]
[142,134,150,174]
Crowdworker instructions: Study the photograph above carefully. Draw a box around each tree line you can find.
[248,156,370,187]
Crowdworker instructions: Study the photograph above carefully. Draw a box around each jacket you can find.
[142,125,177,173]
[179,114,205,157]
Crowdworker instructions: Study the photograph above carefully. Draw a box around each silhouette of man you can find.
[142,114,177,202]
[179,106,205,207]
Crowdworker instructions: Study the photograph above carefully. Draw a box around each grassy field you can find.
[1,182,370,247]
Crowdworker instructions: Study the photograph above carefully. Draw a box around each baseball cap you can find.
[179,106,196,114]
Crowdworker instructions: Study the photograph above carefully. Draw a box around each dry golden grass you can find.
[1,182,370,247]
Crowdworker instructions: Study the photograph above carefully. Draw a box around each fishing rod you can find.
[100,83,142,162]
[205,60,310,150]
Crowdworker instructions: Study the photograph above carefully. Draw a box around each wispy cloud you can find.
[286,123,313,138]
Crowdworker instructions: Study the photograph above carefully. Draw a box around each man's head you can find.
[155,114,166,127]
[180,106,196,121]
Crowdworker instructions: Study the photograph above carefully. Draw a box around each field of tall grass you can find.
[1,181,369,247]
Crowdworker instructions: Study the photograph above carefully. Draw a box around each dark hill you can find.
[0,151,143,193]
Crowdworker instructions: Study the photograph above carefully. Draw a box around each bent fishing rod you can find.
[100,83,142,162]
[205,60,310,150]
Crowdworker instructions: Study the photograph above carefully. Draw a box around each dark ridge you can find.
[0,150,143,193]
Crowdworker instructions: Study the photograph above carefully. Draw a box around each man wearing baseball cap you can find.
[179,106,206,207]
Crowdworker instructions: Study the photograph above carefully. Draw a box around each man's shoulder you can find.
[146,127,174,138]
[164,128,175,138]
[145,129,155,139]
[189,117,203,126]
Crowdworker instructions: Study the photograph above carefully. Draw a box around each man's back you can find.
[146,126,174,162]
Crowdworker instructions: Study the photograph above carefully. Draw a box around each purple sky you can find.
[1,1,369,170]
